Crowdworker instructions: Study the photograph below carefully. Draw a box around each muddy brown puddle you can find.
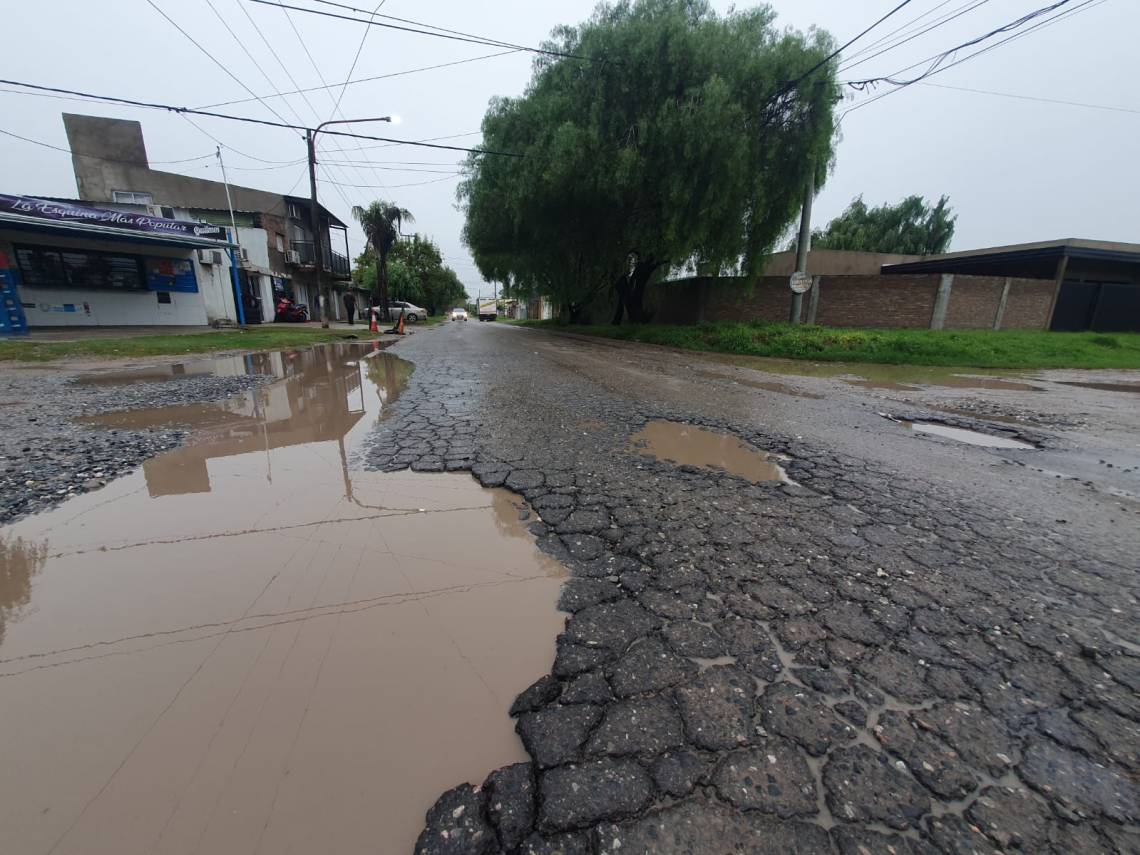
[631,420,788,483]
[0,342,566,855]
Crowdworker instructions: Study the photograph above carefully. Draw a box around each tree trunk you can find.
[377,256,391,321]
[625,259,660,324]
[611,273,630,325]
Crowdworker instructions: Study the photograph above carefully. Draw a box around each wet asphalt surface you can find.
[0,323,1137,854]
[361,322,1139,855]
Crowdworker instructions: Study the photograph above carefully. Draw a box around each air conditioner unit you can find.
[286,250,302,265]
[196,249,222,265]
[238,248,250,265]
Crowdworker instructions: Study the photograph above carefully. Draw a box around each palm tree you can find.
[351,201,414,320]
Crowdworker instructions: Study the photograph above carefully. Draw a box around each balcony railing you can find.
[289,240,350,277]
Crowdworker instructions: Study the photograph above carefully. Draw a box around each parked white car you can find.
[450,307,468,321]
[387,300,427,323]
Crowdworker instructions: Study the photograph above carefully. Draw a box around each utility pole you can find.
[305,130,326,327]
[217,146,246,326]
[306,116,395,329]
[789,168,815,325]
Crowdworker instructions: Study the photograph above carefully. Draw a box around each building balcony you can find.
[288,241,351,278]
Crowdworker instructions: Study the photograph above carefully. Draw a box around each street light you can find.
[307,116,394,328]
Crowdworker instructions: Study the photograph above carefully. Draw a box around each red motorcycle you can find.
[274,297,309,323]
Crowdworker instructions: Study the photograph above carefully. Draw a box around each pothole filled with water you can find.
[0,342,566,855]
[897,419,1036,450]
[631,420,789,483]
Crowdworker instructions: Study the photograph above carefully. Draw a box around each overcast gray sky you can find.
[2,0,1135,298]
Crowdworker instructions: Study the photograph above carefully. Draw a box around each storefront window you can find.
[14,245,146,291]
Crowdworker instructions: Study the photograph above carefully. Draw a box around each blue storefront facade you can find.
[0,195,237,332]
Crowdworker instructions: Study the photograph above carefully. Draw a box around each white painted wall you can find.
[0,231,232,327]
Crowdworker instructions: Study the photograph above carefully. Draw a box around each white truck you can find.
[477,298,498,322]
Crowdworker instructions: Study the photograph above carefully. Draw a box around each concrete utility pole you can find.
[217,146,245,326]
[307,116,394,328]
[790,168,815,325]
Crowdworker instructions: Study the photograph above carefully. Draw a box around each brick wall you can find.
[815,275,940,329]
[702,276,791,323]
[944,276,1004,329]
[649,273,1056,330]
[1000,279,1054,330]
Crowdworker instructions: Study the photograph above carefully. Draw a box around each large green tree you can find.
[460,0,839,323]
[352,234,467,316]
[351,201,414,313]
[812,195,956,255]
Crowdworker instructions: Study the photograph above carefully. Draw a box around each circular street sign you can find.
[789,271,813,294]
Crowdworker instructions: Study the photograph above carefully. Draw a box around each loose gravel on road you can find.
[0,367,271,522]
[360,323,1139,855]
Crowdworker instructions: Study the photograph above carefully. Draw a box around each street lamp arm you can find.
[308,115,393,328]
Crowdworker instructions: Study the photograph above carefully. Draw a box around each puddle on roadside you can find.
[631,420,788,483]
[691,368,823,399]
[899,420,1036,450]
[1056,380,1140,394]
[0,342,566,855]
[697,352,1040,391]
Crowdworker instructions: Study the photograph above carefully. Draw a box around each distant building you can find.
[43,112,359,325]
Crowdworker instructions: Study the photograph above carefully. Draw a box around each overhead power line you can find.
[197,50,519,111]
[0,78,523,157]
[775,0,917,97]
[843,0,1102,114]
[839,0,992,74]
[0,126,217,164]
[840,0,959,64]
[916,80,1140,115]
[846,0,1078,88]
[247,0,602,62]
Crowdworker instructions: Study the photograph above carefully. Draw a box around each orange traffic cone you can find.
[369,308,378,333]
[396,313,406,335]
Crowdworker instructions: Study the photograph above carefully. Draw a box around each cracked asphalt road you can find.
[367,321,1139,855]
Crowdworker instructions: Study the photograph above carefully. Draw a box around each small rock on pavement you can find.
[414,782,497,855]
[711,741,818,818]
[539,758,653,832]
[822,745,932,830]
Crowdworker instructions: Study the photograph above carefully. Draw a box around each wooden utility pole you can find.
[790,168,815,325]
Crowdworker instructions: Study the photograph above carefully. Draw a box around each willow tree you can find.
[813,195,956,255]
[460,0,840,323]
[351,201,414,315]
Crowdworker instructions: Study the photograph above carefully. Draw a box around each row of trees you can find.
[350,216,467,317]
[460,0,841,324]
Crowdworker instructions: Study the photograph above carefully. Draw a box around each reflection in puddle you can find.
[1057,380,1140,394]
[845,375,1042,392]
[691,369,822,399]
[902,421,1036,450]
[631,420,788,483]
[0,343,566,855]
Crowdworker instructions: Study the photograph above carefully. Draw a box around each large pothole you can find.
[0,342,566,854]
